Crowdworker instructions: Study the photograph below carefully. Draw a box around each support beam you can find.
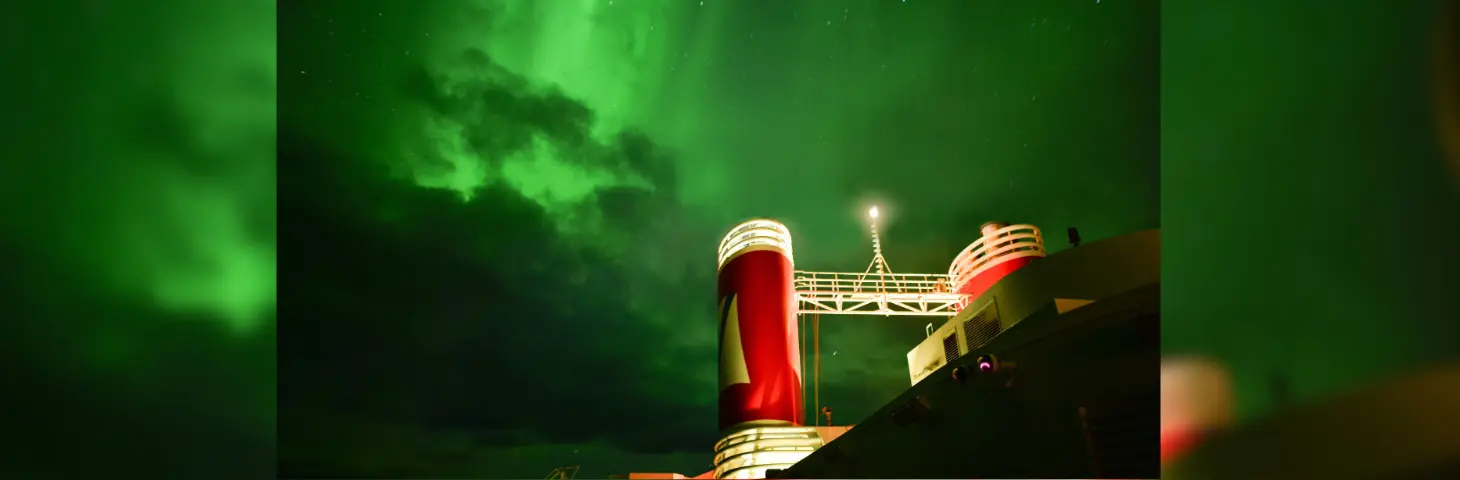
[794,271,969,316]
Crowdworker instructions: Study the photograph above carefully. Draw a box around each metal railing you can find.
[794,271,968,316]
[718,219,795,270]
[947,224,1045,293]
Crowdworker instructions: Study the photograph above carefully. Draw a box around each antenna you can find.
[864,206,892,276]
[859,205,896,313]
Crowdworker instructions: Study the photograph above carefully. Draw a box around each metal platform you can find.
[794,271,967,316]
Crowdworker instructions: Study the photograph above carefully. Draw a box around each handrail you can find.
[718,219,794,270]
[794,270,968,316]
[947,224,1045,292]
[794,271,953,295]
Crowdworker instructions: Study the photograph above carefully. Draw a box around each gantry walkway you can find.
[793,271,964,316]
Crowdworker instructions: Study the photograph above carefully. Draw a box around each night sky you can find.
[2,0,276,477]
[278,0,1155,477]
[1,0,1456,479]
[1161,0,1460,419]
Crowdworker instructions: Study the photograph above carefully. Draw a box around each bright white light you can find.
[868,206,880,219]
[713,426,823,479]
[717,219,794,270]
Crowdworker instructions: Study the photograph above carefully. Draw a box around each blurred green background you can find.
[1,0,276,477]
[0,0,1454,477]
[1162,0,1460,419]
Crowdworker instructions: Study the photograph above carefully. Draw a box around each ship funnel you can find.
[947,222,1046,305]
[980,221,1009,238]
[715,219,814,478]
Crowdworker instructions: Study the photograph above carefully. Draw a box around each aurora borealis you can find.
[2,0,1458,478]
[279,0,1156,476]
[2,0,275,477]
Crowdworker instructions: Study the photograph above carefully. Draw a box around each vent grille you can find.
[961,304,1002,351]
[942,334,960,363]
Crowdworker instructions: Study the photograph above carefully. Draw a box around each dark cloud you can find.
[394,48,682,202]
[1,245,275,478]
[403,50,589,154]
[279,47,722,474]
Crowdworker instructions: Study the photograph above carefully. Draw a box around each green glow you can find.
[4,0,277,476]
[399,0,675,228]
[279,0,1163,476]
[57,1,280,335]
[10,0,1453,478]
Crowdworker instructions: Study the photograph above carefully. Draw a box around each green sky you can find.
[1,0,276,477]
[1161,0,1460,417]
[2,0,1456,478]
[277,0,1155,476]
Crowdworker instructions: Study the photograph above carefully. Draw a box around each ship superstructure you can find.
[623,208,1160,479]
